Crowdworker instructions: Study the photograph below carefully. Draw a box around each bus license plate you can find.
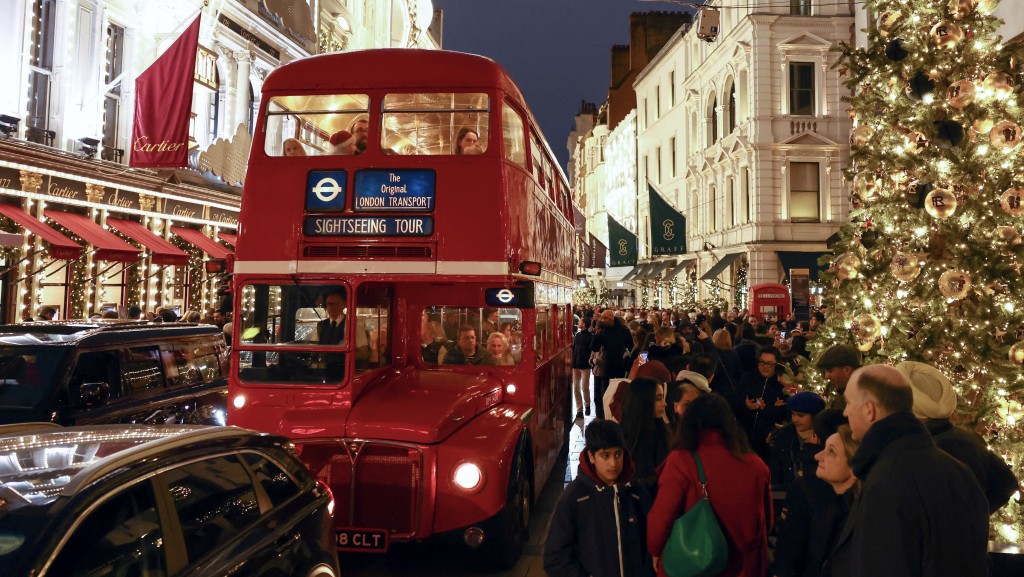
[337,528,388,552]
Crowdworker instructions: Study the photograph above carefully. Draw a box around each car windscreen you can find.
[0,347,70,409]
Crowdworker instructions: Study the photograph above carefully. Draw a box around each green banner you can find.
[649,183,687,255]
[607,214,637,267]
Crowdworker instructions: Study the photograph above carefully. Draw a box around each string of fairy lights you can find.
[808,0,1024,541]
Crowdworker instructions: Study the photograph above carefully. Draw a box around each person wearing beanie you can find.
[768,391,827,489]
[896,361,1018,514]
[543,420,654,577]
[329,130,357,155]
[816,343,862,410]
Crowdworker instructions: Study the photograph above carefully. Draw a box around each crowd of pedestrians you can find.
[546,304,1019,577]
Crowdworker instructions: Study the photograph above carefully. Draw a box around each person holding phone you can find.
[738,346,788,463]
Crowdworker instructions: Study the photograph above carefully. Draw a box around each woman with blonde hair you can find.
[282,137,307,157]
[483,331,515,366]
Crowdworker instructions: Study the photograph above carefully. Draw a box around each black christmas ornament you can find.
[861,229,879,248]
[886,39,909,61]
[933,120,965,149]
[908,182,932,209]
[907,71,936,101]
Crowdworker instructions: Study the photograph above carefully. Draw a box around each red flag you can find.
[129,15,201,168]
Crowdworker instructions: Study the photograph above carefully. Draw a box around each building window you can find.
[102,23,125,162]
[709,186,717,231]
[656,146,662,183]
[643,98,648,129]
[670,137,677,178]
[709,96,718,146]
[791,0,812,16]
[670,71,676,107]
[644,155,649,186]
[208,70,221,143]
[790,162,820,222]
[656,86,661,119]
[745,167,752,223]
[727,83,736,135]
[27,0,58,140]
[789,62,815,116]
[729,178,737,226]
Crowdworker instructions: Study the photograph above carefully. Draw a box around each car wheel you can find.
[306,563,336,577]
[481,449,531,569]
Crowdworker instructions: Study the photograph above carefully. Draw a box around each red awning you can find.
[171,226,232,260]
[106,218,189,267]
[44,210,141,263]
[0,204,82,260]
[218,232,238,246]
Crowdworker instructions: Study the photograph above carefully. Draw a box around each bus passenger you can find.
[421,312,449,364]
[443,325,487,365]
[482,332,515,366]
[455,127,483,155]
[316,290,347,345]
[329,131,357,155]
[481,308,499,338]
[349,115,369,155]
[282,138,307,157]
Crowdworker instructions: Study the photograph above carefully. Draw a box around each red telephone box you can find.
[749,283,791,321]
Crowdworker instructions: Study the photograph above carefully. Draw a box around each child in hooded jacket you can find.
[543,419,655,577]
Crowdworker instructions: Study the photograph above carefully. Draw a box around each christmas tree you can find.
[816,0,1024,539]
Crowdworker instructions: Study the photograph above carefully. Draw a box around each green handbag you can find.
[661,451,728,577]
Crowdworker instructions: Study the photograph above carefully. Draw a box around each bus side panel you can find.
[432,406,526,534]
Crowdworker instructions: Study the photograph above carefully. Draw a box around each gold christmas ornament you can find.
[877,10,901,38]
[851,125,874,147]
[973,118,994,134]
[1000,187,1024,216]
[997,226,1022,246]
[835,253,862,281]
[946,80,976,109]
[950,0,977,19]
[990,120,1022,150]
[938,269,972,299]
[1010,341,1024,366]
[930,21,964,49]
[924,187,958,219]
[891,252,923,282]
[854,174,881,201]
[905,131,929,154]
[852,313,883,343]
[983,72,1015,98]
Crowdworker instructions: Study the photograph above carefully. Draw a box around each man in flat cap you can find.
[815,344,862,410]
[897,361,1018,514]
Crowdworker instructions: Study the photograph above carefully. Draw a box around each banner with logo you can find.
[129,14,201,168]
[607,214,637,268]
[648,183,687,255]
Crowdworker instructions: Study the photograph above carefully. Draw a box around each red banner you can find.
[129,15,201,168]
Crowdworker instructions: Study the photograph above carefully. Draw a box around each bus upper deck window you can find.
[501,104,527,168]
[263,94,369,157]
[381,93,489,155]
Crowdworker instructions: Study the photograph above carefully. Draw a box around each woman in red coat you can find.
[648,393,773,577]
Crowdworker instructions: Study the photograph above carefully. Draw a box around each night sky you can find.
[431,0,689,170]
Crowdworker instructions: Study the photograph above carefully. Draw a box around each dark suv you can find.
[0,423,341,577]
[0,322,228,426]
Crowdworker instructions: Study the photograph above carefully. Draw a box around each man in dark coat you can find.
[832,365,989,577]
[898,361,1019,514]
[543,420,653,577]
[591,310,634,419]
[442,325,487,364]
[738,346,788,462]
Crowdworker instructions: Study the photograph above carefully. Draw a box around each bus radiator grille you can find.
[302,245,432,258]
[307,441,422,538]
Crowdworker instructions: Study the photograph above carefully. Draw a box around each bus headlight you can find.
[452,462,483,491]
[232,394,246,409]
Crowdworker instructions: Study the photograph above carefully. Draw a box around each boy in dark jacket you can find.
[543,420,654,577]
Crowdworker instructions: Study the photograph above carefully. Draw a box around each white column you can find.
[234,50,253,132]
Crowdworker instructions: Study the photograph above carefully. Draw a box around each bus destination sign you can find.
[306,170,347,212]
[304,216,434,236]
[353,169,435,212]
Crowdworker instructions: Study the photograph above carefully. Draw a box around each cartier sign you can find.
[209,207,239,226]
[45,176,86,202]
[165,200,204,220]
[0,167,19,191]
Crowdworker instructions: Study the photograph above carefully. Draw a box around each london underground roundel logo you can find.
[496,289,515,304]
[314,177,343,202]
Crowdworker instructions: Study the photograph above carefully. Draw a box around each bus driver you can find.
[316,290,347,345]
[443,325,487,365]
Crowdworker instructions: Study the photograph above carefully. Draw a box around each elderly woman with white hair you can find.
[482,331,515,366]
[896,361,1018,514]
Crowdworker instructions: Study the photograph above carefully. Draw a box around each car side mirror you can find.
[79,382,110,407]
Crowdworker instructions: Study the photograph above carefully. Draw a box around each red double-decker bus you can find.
[228,49,575,566]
